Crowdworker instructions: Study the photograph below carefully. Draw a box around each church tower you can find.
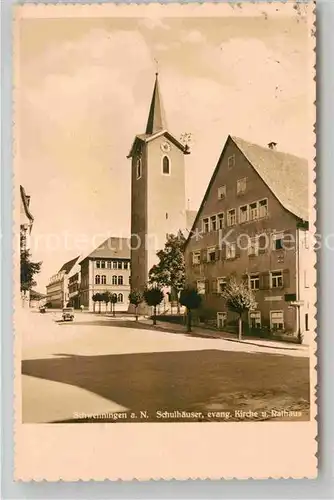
[128,73,189,296]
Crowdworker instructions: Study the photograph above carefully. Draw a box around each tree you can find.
[148,232,185,313]
[110,293,118,317]
[92,293,98,313]
[222,276,257,341]
[143,286,164,325]
[179,286,202,333]
[20,233,42,293]
[101,291,112,313]
[129,290,143,321]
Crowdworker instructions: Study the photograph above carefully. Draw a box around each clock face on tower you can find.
[160,142,171,153]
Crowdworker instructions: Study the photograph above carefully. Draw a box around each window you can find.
[270,310,284,330]
[248,236,258,256]
[203,218,209,233]
[218,185,226,199]
[249,311,261,328]
[217,213,224,230]
[207,247,216,262]
[228,155,235,169]
[117,261,122,270]
[112,275,117,285]
[101,260,106,269]
[304,270,309,288]
[197,280,206,295]
[162,156,170,175]
[249,274,260,290]
[118,275,123,285]
[210,215,217,231]
[239,205,249,223]
[95,275,100,284]
[249,202,258,221]
[271,270,283,288]
[217,312,227,329]
[124,262,129,270]
[273,232,284,250]
[117,293,124,303]
[217,277,227,293]
[305,313,309,331]
[227,209,236,226]
[101,275,106,285]
[112,261,117,269]
[226,242,236,259]
[136,158,142,179]
[107,261,112,269]
[96,261,101,269]
[192,251,201,265]
[259,199,268,218]
[237,178,247,194]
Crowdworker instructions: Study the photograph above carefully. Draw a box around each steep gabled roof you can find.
[80,237,131,263]
[58,256,80,274]
[231,136,308,221]
[146,73,167,134]
[185,135,309,246]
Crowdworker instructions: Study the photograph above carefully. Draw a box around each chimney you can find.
[268,141,277,150]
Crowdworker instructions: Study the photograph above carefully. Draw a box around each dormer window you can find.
[136,158,142,179]
[162,156,170,175]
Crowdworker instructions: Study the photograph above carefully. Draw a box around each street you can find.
[21,309,310,423]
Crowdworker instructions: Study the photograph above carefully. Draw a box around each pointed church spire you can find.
[145,73,167,135]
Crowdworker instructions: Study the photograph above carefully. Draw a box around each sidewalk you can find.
[136,317,309,353]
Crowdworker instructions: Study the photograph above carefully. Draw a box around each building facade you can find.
[184,135,311,339]
[127,73,190,299]
[46,256,80,308]
[79,237,131,312]
[20,185,34,307]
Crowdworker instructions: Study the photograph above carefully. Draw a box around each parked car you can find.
[62,307,74,322]
[39,306,46,314]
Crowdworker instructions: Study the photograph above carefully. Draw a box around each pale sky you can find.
[18,11,313,291]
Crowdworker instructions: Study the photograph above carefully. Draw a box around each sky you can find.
[18,8,314,291]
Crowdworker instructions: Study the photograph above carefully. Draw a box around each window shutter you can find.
[283,269,290,288]
[221,244,226,260]
[258,235,267,254]
[259,272,270,290]
[283,230,295,250]
[212,278,218,293]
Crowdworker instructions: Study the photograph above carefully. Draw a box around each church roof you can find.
[145,73,167,134]
[127,74,190,158]
[185,135,309,245]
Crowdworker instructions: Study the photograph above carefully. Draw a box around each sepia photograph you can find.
[17,2,315,432]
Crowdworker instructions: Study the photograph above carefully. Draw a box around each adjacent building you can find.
[46,256,80,308]
[79,237,131,312]
[184,135,311,338]
[20,185,34,307]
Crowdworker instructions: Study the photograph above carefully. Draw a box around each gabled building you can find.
[184,135,311,338]
[20,185,34,306]
[79,237,131,312]
[46,256,80,308]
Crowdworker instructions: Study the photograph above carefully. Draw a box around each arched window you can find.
[112,275,117,285]
[101,275,106,285]
[95,275,100,285]
[136,158,142,179]
[118,275,123,286]
[117,293,124,303]
[162,156,170,175]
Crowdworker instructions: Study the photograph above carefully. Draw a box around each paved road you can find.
[20,309,310,423]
